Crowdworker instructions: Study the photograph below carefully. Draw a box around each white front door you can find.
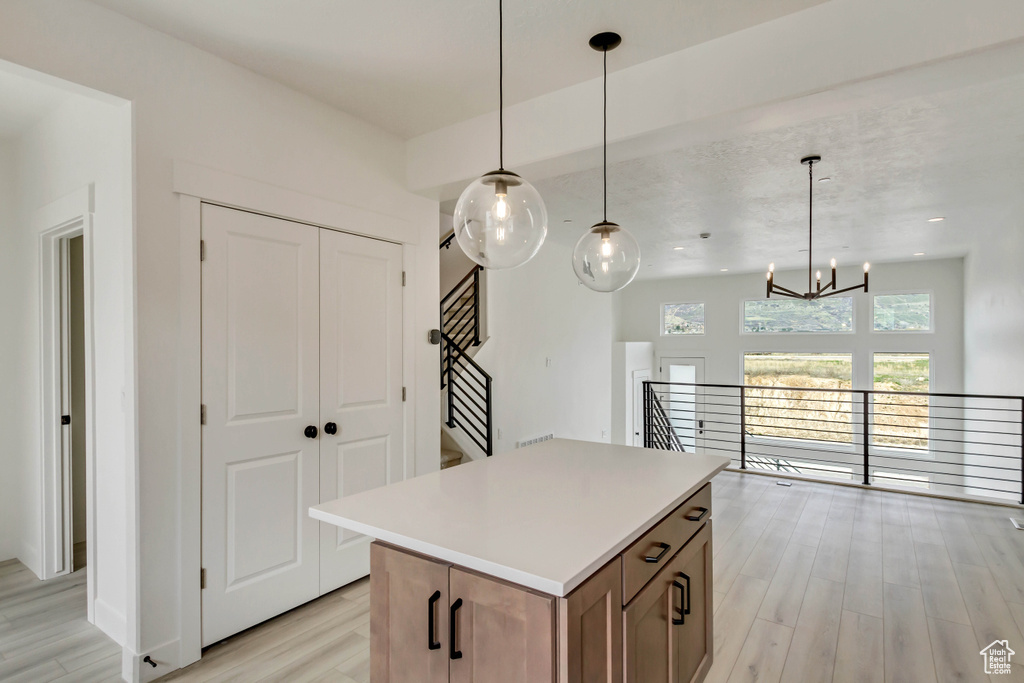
[659,357,706,453]
[201,204,322,646]
[318,229,405,593]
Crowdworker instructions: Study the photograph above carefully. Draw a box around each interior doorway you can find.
[659,357,706,453]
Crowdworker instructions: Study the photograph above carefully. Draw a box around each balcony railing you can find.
[643,381,1024,505]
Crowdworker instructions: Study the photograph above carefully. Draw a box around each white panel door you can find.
[660,357,707,453]
[319,229,404,593]
[201,204,322,646]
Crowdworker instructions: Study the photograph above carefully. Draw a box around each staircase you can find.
[439,234,494,465]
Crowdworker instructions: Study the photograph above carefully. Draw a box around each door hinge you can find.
[200,404,207,425]
[402,387,407,402]
[402,271,406,286]
[200,240,206,262]
[200,568,206,589]
[61,415,71,426]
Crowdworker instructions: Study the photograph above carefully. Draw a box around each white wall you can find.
[0,1,440,677]
[963,214,1024,396]
[5,93,133,643]
[611,342,654,446]
[0,137,18,563]
[472,237,613,455]
[614,259,965,393]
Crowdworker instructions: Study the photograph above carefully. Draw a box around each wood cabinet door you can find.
[560,558,623,683]
[449,567,556,683]
[623,556,674,683]
[370,543,450,683]
[673,524,712,683]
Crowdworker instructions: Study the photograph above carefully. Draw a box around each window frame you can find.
[660,301,707,337]
[739,296,857,336]
[871,290,934,334]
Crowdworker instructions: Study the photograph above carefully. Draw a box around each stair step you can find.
[440,448,463,469]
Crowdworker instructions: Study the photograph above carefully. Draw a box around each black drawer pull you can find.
[672,572,691,626]
[449,598,463,660]
[645,542,672,564]
[428,590,441,650]
[685,507,709,522]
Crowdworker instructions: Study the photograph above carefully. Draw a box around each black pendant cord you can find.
[807,158,813,292]
[498,0,504,171]
[603,46,608,222]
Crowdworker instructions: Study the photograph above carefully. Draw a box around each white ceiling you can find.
[0,68,72,139]
[531,69,1024,279]
[86,0,824,138]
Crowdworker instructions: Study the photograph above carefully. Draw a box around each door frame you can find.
[35,187,96,603]
[631,369,650,447]
[173,162,427,672]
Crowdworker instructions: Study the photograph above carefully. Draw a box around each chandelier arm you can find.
[773,290,809,300]
[818,283,868,298]
[770,284,806,298]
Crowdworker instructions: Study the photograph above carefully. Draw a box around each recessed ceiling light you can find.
[914,252,925,256]
[818,177,832,183]
[720,268,729,272]
[563,219,573,223]
[673,246,685,251]
[928,217,945,222]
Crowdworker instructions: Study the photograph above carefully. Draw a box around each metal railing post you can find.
[446,342,455,428]
[862,391,871,486]
[472,268,481,346]
[486,376,493,456]
[643,382,651,448]
[740,387,747,470]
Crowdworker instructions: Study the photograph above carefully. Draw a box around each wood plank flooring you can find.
[3,473,1024,682]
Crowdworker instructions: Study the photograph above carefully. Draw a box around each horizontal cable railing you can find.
[442,332,492,456]
[643,381,1024,505]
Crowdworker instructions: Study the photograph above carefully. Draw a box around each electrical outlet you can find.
[601,430,608,439]
[497,428,502,440]
[545,357,552,367]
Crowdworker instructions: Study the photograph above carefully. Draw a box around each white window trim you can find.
[660,301,706,336]
[739,296,857,335]
[870,289,934,334]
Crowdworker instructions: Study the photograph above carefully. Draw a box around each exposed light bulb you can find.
[769,262,775,273]
[830,258,836,268]
[864,262,871,272]
[494,180,510,220]
[816,270,822,281]
[766,271,772,280]
[601,236,612,257]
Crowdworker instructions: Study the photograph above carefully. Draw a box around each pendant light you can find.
[452,0,548,270]
[766,156,869,300]
[572,32,641,293]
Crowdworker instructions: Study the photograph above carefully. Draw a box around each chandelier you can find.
[767,156,869,300]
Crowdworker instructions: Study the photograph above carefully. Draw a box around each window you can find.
[743,353,854,443]
[662,303,705,335]
[743,297,853,333]
[873,293,931,332]
[873,353,930,449]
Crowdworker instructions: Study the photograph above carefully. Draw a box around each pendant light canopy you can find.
[766,156,869,300]
[453,0,547,270]
[573,32,641,293]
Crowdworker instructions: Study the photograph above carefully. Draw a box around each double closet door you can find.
[200,204,404,646]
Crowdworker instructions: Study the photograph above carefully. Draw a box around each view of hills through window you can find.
[663,302,705,335]
[744,297,853,333]
[873,353,930,449]
[874,293,931,331]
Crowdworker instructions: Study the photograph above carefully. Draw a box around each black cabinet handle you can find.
[685,507,709,522]
[645,542,672,564]
[428,590,441,650]
[304,425,318,439]
[324,422,338,435]
[672,579,685,625]
[449,598,463,660]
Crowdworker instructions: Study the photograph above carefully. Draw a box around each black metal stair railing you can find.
[643,380,1024,506]
[441,332,492,456]
[440,266,483,373]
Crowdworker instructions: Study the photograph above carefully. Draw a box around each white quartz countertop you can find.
[309,439,729,597]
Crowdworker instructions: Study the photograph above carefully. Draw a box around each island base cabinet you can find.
[370,543,450,683]
[623,523,712,683]
[449,567,556,683]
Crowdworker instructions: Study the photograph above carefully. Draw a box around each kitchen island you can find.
[310,438,729,683]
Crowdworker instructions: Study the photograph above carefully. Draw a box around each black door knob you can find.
[304,425,318,439]
[324,422,338,435]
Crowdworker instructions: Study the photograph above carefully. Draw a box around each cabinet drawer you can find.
[621,483,711,603]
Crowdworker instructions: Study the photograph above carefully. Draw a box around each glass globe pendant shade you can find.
[452,170,548,270]
[572,221,641,293]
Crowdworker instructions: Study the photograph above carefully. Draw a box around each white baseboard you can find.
[126,637,182,683]
[18,543,42,580]
[94,597,127,646]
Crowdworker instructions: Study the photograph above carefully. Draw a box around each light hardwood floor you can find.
[3,473,1023,682]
